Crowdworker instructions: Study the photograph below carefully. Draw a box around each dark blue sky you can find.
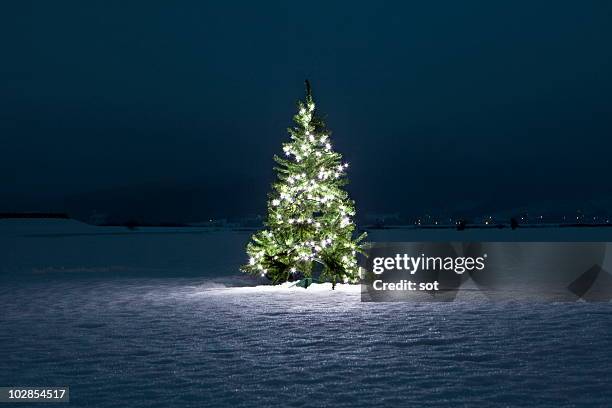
[1,1,611,222]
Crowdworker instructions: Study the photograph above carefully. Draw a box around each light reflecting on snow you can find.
[2,277,612,407]
[201,281,360,295]
[2,220,612,407]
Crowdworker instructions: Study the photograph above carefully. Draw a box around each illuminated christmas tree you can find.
[241,81,366,287]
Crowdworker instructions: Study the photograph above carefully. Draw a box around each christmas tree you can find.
[241,81,366,288]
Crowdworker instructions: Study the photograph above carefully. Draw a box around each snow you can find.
[2,219,612,406]
[2,218,612,279]
[367,226,612,242]
[2,275,612,407]
[0,219,251,278]
[205,281,361,294]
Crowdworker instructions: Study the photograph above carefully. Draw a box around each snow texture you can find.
[1,220,612,407]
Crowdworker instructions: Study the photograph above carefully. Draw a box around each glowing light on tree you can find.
[241,81,366,287]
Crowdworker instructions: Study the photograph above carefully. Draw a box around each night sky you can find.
[1,1,611,223]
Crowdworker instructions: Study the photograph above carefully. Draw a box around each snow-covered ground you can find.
[2,218,612,279]
[1,219,612,407]
[1,276,611,407]
[0,219,251,278]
